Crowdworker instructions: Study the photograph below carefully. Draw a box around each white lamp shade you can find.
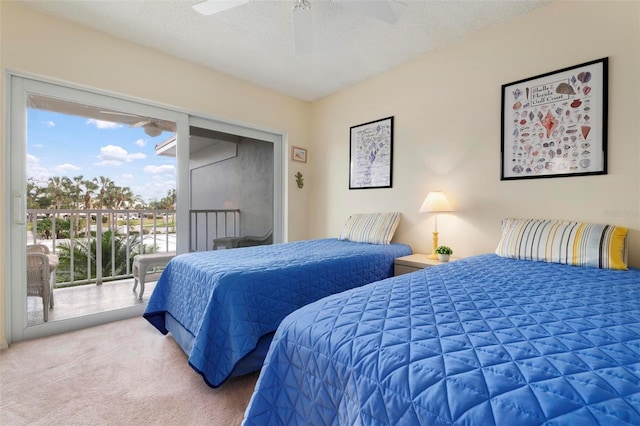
[419,191,452,213]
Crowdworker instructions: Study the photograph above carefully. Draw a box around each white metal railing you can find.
[189,209,241,252]
[27,209,175,288]
[28,208,242,287]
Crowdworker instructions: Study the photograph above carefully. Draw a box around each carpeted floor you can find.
[0,317,259,426]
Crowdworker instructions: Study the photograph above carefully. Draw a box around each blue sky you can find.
[27,108,176,203]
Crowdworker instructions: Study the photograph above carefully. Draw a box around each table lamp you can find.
[419,191,453,259]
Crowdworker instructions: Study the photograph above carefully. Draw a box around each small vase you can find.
[438,254,450,262]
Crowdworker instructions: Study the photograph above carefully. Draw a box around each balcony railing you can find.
[189,209,240,252]
[27,209,240,288]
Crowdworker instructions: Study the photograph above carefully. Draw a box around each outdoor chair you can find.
[212,229,273,250]
[26,244,58,322]
[27,243,50,254]
[212,235,242,250]
[236,229,273,248]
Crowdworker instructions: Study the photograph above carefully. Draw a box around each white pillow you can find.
[339,212,401,245]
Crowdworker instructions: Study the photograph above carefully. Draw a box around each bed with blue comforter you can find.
[244,254,640,425]
[143,238,411,388]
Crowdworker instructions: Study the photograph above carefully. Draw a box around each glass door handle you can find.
[13,192,25,225]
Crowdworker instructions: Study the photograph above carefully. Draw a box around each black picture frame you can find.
[349,116,394,189]
[501,58,608,180]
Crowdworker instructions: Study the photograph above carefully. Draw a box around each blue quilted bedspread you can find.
[244,254,640,425]
[143,238,411,387]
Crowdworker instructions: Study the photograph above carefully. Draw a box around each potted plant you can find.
[435,245,453,262]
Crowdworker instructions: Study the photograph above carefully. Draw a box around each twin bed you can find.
[242,218,639,424]
[143,212,409,387]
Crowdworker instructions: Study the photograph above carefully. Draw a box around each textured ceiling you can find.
[17,0,551,101]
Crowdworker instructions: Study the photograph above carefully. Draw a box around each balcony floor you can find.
[27,278,158,326]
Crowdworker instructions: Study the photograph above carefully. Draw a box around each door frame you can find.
[189,115,285,245]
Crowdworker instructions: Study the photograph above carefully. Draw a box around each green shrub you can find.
[55,230,155,283]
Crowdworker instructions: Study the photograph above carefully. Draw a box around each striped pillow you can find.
[496,218,628,270]
[339,212,401,245]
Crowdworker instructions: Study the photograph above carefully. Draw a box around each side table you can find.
[394,253,460,276]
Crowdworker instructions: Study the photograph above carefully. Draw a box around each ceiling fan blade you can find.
[333,0,403,25]
[292,1,314,55]
[192,0,250,16]
[131,120,150,128]
[100,110,139,117]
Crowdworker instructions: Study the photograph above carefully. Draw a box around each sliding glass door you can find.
[7,75,189,342]
[7,75,284,343]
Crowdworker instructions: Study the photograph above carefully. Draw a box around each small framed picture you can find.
[292,146,307,163]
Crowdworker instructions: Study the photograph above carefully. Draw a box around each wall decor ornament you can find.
[292,146,307,163]
[295,171,304,188]
[501,58,608,180]
[349,116,394,189]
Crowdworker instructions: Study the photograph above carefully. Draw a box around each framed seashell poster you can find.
[349,116,394,189]
[501,58,608,180]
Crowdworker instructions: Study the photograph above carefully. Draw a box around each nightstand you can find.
[394,253,459,276]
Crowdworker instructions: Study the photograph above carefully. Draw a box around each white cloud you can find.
[119,173,135,185]
[86,119,122,129]
[144,164,175,175]
[44,121,56,127]
[95,144,146,166]
[134,138,146,147]
[27,154,50,181]
[54,163,82,174]
[134,174,176,202]
[94,160,122,167]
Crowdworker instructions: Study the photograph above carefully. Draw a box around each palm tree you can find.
[70,175,84,209]
[93,176,115,232]
[45,177,73,237]
[83,180,98,210]
[131,195,146,210]
[149,189,176,211]
[70,175,85,233]
[105,181,118,210]
[27,177,45,210]
[47,176,72,213]
[94,176,113,210]
[27,177,49,239]
[116,186,135,210]
[165,189,176,210]
[27,177,52,210]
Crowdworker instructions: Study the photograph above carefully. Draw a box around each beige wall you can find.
[2,1,639,346]
[0,2,311,346]
[310,1,640,267]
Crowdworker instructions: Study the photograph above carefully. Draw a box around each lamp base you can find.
[428,231,439,260]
